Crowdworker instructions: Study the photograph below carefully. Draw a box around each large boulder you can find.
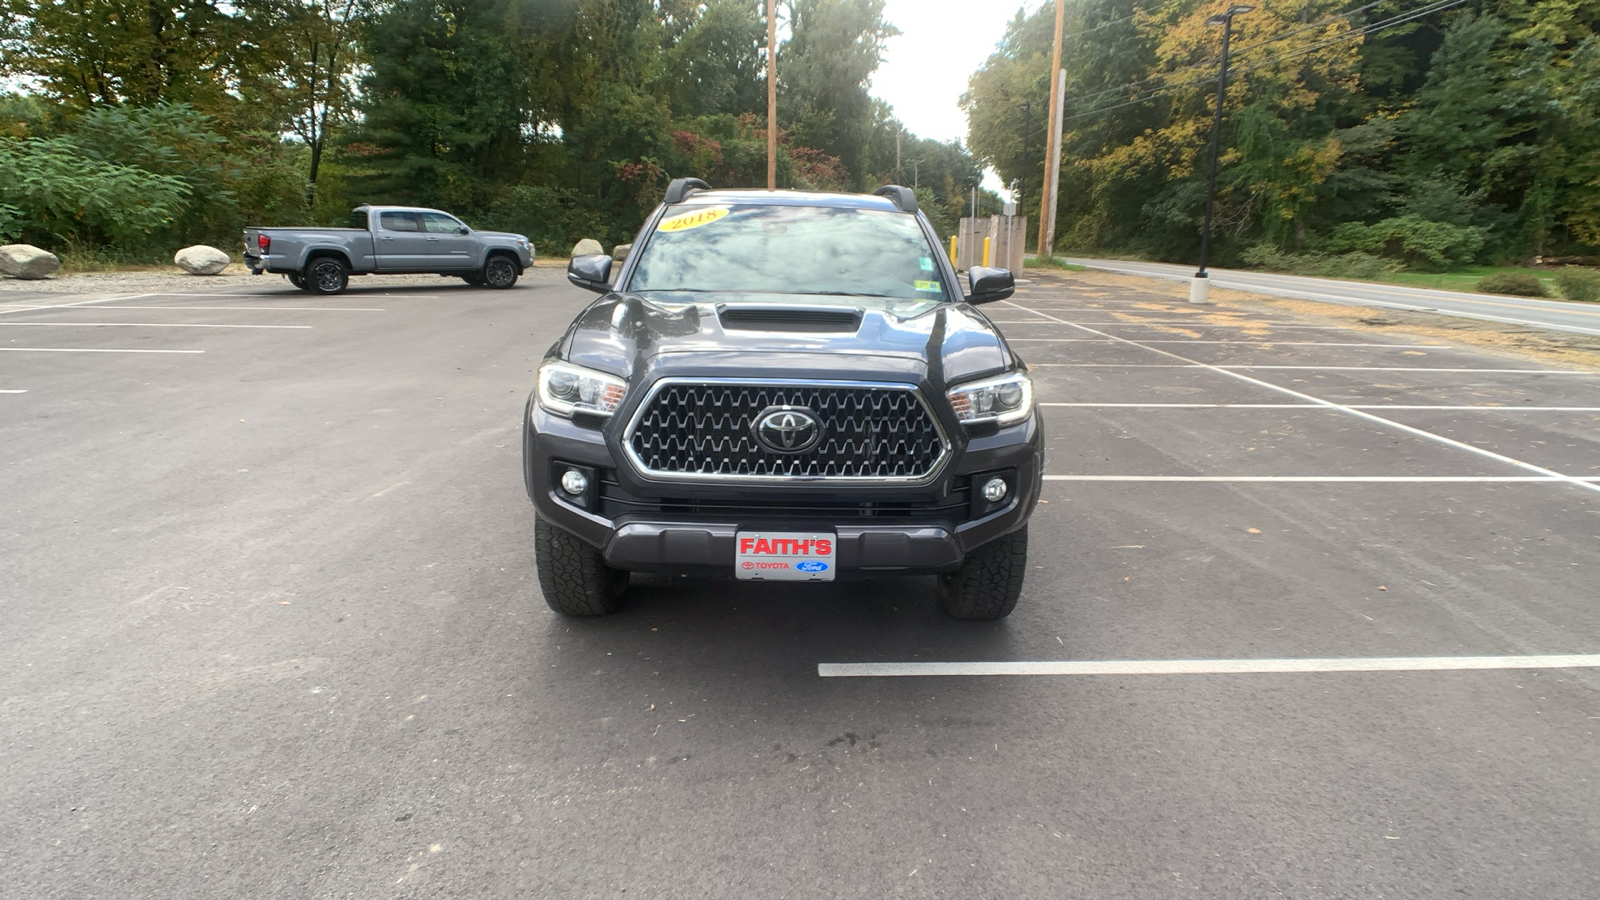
[611,242,633,262]
[571,238,604,258]
[0,244,61,279]
[175,245,231,275]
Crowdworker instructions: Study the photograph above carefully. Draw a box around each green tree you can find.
[346,0,550,212]
[779,0,899,189]
[1,1,261,122]
[240,0,373,210]
[658,0,766,118]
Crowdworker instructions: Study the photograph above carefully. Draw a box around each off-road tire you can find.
[305,257,349,295]
[937,527,1027,620]
[535,515,628,616]
[287,272,308,291]
[483,254,519,289]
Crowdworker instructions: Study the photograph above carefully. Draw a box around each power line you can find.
[1060,9,1140,41]
[1234,0,1466,76]
[1228,1,1385,56]
[1061,0,1434,113]
[1058,0,1468,123]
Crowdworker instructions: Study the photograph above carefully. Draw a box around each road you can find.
[1066,256,1600,338]
[3,271,1598,898]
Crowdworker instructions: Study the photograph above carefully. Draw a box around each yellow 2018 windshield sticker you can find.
[658,207,730,232]
[914,280,942,292]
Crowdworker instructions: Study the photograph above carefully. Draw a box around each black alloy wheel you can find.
[306,258,349,295]
[483,255,519,289]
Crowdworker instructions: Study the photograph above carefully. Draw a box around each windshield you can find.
[627,204,950,305]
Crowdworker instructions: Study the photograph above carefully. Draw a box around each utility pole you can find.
[1190,5,1253,303]
[767,0,778,190]
[895,123,902,182]
[1042,69,1064,262]
[1037,0,1064,259]
[1018,99,1032,223]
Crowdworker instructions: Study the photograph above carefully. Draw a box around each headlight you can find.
[947,371,1033,426]
[537,361,627,417]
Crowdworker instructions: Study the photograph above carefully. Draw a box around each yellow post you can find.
[983,236,992,267]
[948,234,957,265]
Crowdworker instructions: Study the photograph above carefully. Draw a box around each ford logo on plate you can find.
[795,561,829,573]
[753,406,823,454]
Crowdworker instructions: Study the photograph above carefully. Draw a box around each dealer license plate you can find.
[734,531,836,582]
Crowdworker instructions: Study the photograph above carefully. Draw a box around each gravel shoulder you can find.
[1028,268,1600,372]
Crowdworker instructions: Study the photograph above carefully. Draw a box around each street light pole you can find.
[1190,5,1252,304]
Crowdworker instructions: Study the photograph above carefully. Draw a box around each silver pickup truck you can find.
[243,205,534,295]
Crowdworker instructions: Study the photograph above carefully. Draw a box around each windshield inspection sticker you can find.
[658,207,730,232]
[920,256,934,271]
[914,280,942,292]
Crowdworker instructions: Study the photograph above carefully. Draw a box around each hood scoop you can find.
[717,305,863,333]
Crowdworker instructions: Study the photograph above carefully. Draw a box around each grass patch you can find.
[1024,255,1086,271]
[1365,265,1554,293]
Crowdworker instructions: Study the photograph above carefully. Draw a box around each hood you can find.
[559,292,1013,387]
[476,230,529,243]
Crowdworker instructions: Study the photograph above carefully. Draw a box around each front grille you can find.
[599,474,969,521]
[626,380,947,481]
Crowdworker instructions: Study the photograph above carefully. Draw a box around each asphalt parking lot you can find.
[3,270,1598,898]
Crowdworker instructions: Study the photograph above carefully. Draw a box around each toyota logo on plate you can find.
[753,406,822,454]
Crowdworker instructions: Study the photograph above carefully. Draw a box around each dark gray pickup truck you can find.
[243,205,534,294]
[523,179,1043,620]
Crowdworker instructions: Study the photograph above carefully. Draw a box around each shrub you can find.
[1476,272,1549,297]
[1553,267,1600,302]
[1241,245,1402,280]
[1324,215,1488,271]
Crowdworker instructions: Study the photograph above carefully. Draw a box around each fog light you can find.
[560,468,589,496]
[981,476,1008,503]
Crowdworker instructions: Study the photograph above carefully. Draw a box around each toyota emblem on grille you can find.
[753,406,822,454]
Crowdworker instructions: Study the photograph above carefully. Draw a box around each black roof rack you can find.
[664,177,711,204]
[873,185,917,214]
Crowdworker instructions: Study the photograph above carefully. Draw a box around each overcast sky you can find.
[872,0,1043,192]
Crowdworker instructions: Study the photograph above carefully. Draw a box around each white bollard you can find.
[1189,275,1210,304]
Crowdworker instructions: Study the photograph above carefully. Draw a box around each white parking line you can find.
[1024,360,1587,371]
[0,322,310,329]
[0,347,204,354]
[818,654,1600,678]
[1041,475,1598,482]
[995,322,1365,329]
[1003,300,1600,496]
[142,292,442,299]
[1,389,26,393]
[990,318,1336,326]
[1009,339,1445,347]
[1041,403,1600,411]
[0,294,156,315]
[19,305,385,312]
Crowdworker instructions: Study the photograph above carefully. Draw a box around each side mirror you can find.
[456,226,470,235]
[965,266,1015,304]
[567,254,614,293]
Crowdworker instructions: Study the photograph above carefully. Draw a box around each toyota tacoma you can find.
[522,179,1043,619]
[244,205,533,294]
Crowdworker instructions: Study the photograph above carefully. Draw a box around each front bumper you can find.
[523,397,1044,575]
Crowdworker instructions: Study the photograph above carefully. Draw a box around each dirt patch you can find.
[1024,268,1600,372]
